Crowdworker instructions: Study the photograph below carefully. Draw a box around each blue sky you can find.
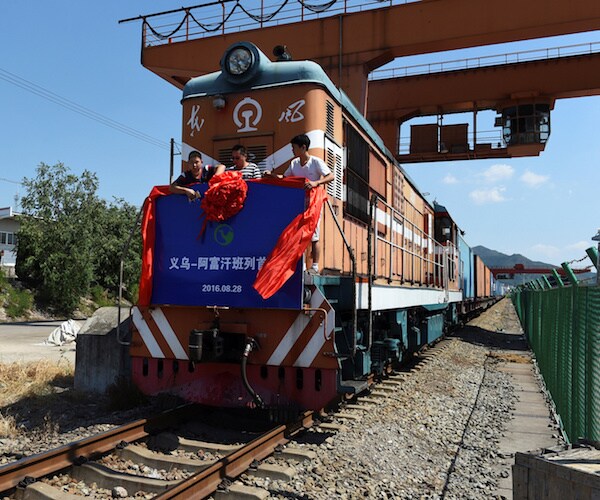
[1,2,599,268]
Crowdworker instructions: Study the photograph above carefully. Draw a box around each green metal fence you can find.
[512,285,600,443]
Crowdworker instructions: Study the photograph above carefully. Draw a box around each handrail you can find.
[120,0,420,46]
[371,40,600,80]
[372,195,458,289]
[326,199,357,357]
[374,196,439,285]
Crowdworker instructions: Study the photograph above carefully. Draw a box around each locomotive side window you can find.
[344,122,370,224]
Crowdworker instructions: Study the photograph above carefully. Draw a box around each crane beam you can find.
[138,0,600,112]
[367,52,600,159]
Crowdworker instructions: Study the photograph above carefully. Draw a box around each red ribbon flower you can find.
[199,171,248,234]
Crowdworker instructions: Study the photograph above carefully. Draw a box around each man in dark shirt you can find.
[169,151,224,200]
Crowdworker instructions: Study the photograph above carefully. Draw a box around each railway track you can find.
[1,340,457,499]
[0,404,315,499]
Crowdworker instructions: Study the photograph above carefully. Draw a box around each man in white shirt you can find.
[265,134,334,273]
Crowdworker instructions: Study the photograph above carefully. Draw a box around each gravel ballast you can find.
[0,298,560,499]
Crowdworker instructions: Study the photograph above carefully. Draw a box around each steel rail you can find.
[155,410,315,499]
[0,404,195,495]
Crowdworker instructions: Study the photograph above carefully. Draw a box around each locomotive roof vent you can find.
[220,42,267,84]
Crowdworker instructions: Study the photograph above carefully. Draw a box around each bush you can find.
[0,270,8,293]
[90,285,114,308]
[0,271,34,319]
[5,287,33,319]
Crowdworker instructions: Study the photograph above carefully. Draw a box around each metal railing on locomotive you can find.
[371,196,450,288]
[326,199,358,357]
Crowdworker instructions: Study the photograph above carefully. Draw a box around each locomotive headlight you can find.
[226,47,253,75]
[220,42,263,84]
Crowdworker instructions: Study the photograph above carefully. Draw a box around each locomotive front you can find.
[128,42,345,411]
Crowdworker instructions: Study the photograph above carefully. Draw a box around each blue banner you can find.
[151,182,305,309]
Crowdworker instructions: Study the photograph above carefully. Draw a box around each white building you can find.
[0,206,20,277]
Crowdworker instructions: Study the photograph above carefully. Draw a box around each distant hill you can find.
[472,246,597,286]
[472,246,554,269]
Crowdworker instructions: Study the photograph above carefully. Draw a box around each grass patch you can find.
[0,360,74,438]
[0,412,18,437]
[0,360,74,408]
[490,352,531,364]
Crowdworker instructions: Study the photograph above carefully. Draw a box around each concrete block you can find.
[177,436,242,454]
[318,422,348,432]
[335,412,361,421]
[249,463,296,481]
[72,462,179,494]
[18,482,87,500]
[117,444,213,473]
[215,483,270,499]
[279,447,317,462]
[344,404,371,411]
[369,391,390,398]
[357,397,379,404]
[74,307,131,393]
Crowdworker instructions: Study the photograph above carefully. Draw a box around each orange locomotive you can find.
[129,42,493,411]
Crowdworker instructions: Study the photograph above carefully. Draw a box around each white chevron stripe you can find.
[267,286,335,366]
[293,325,325,367]
[293,287,335,367]
[266,313,311,366]
[181,142,219,166]
[263,129,326,171]
[132,307,165,358]
[149,308,189,360]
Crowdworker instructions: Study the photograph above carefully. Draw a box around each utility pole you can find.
[170,138,175,184]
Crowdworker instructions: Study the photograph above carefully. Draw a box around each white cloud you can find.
[520,170,549,188]
[529,242,595,266]
[479,164,514,183]
[567,241,592,252]
[443,173,458,184]
[530,244,560,260]
[469,187,507,204]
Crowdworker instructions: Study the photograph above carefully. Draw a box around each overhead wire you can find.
[0,67,171,151]
[0,177,22,185]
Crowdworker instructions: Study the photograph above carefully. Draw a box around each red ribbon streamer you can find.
[253,179,327,299]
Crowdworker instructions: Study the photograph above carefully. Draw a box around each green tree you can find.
[92,199,142,301]
[16,162,141,315]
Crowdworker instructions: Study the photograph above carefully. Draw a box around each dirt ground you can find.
[467,296,523,334]
[455,297,531,363]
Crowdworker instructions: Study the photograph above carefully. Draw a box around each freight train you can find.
[130,42,499,411]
